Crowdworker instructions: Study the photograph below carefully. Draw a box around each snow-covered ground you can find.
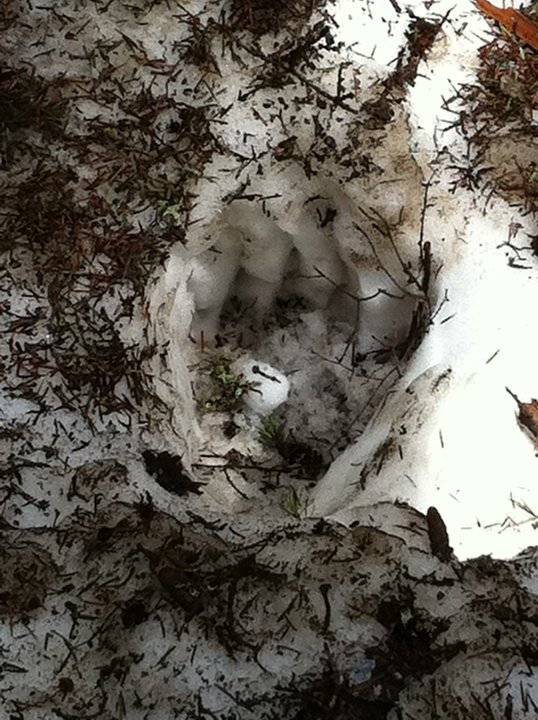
[1,0,537,717]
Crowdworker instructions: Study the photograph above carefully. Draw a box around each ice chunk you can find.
[232,358,290,415]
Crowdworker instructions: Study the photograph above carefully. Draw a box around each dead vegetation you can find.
[229,0,325,35]
[0,27,219,427]
[361,15,446,130]
[474,40,538,129]
[447,3,538,214]
[0,64,67,137]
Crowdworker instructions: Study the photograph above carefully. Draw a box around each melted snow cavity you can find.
[147,157,428,520]
[142,0,538,560]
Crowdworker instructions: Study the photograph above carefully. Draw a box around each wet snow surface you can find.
[1,0,537,717]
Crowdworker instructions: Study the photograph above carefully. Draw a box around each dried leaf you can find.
[517,399,538,438]
[506,387,538,439]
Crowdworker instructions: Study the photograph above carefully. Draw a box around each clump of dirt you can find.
[142,450,205,496]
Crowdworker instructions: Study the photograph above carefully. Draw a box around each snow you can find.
[145,0,538,559]
[2,0,538,716]
[232,358,290,414]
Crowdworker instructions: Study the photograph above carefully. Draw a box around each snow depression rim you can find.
[145,151,436,518]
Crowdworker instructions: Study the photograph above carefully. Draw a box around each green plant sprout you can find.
[199,354,259,413]
[258,414,285,447]
[281,487,306,519]
[157,199,183,225]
